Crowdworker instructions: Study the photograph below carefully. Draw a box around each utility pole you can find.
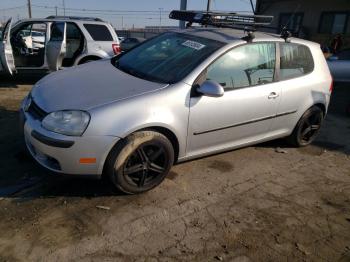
[179,0,187,29]
[121,16,124,29]
[249,0,255,14]
[159,8,163,31]
[206,0,211,12]
[62,0,66,16]
[27,0,32,18]
[55,6,58,16]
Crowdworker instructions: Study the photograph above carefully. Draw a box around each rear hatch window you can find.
[83,24,113,41]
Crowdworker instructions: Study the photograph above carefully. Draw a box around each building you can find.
[256,0,350,48]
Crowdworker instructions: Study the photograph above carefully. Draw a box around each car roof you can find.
[174,27,315,46]
[15,18,109,25]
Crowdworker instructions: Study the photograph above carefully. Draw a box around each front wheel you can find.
[105,131,174,194]
[287,106,324,147]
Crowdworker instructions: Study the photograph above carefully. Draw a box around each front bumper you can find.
[21,108,120,176]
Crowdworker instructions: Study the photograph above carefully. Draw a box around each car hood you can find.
[31,60,167,112]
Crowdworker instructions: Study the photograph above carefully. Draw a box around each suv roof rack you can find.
[169,10,273,30]
[45,16,104,22]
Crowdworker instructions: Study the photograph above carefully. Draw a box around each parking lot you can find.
[0,76,349,261]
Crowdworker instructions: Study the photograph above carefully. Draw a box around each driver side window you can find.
[206,43,276,90]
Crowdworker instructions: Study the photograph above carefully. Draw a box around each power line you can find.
[0,5,26,11]
[31,5,171,13]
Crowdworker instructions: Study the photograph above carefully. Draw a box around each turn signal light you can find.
[79,158,96,164]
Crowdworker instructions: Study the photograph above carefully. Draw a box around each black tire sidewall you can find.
[294,107,323,147]
[107,131,174,194]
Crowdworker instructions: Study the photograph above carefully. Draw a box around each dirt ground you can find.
[0,75,349,262]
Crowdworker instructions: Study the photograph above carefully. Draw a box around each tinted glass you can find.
[319,13,348,34]
[206,43,276,90]
[332,14,347,34]
[50,22,65,41]
[319,13,333,34]
[66,23,82,39]
[113,32,224,84]
[279,43,314,80]
[83,24,113,41]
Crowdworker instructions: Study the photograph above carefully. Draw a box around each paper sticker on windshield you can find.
[182,40,206,50]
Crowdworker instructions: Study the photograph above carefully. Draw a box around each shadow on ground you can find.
[0,74,44,88]
[0,105,122,199]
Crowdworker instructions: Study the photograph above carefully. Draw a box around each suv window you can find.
[279,43,314,80]
[83,24,113,41]
[206,43,276,90]
[50,22,65,41]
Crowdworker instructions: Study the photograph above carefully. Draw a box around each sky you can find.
[0,0,256,28]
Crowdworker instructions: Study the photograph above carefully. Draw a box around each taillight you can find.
[329,78,334,93]
[112,44,121,55]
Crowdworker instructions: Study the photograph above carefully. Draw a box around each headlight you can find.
[42,110,90,136]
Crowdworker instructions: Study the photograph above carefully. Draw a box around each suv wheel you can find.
[105,131,174,194]
[287,106,324,147]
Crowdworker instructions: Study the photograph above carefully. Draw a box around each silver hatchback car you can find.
[21,12,332,194]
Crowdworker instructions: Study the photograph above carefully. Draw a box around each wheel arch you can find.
[140,126,180,164]
[313,103,326,117]
[77,55,102,65]
[102,125,180,177]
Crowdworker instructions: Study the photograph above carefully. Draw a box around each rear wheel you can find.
[287,106,324,147]
[105,131,174,194]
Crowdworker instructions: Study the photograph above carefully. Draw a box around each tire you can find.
[287,106,324,147]
[105,131,174,194]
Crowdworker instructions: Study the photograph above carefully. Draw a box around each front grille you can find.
[28,100,47,120]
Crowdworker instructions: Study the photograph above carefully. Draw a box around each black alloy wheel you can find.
[288,106,324,147]
[106,131,174,194]
[123,143,169,188]
[298,111,323,144]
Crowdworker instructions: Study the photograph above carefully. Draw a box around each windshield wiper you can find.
[117,64,167,84]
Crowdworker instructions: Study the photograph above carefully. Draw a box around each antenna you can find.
[280,3,301,42]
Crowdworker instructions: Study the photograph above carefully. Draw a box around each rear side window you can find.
[206,43,276,90]
[83,24,113,41]
[279,43,314,80]
[50,22,65,41]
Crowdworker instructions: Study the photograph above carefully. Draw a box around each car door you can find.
[187,42,281,156]
[46,22,66,71]
[0,18,16,75]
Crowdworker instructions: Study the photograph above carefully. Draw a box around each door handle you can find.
[268,92,279,99]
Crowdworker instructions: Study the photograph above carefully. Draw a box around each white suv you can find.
[0,16,120,75]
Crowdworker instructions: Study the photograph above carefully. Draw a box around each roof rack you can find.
[169,10,273,30]
[45,16,104,22]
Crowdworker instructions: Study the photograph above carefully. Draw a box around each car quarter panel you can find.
[85,83,191,159]
[269,40,332,137]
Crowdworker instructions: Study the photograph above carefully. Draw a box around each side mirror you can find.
[197,80,224,97]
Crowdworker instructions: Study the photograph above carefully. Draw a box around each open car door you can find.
[46,22,66,71]
[0,18,16,75]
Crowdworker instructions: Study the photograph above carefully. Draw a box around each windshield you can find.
[113,32,224,84]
